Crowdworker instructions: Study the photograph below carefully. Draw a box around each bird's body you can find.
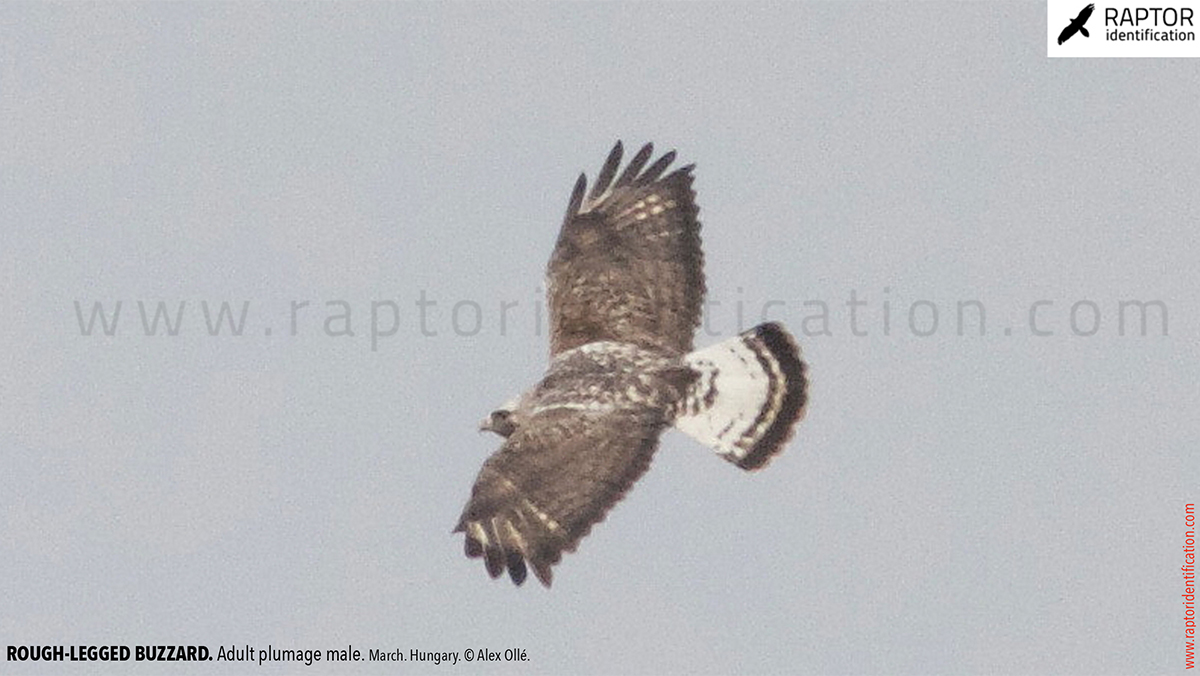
[519,342,693,420]
[1058,3,1095,44]
[454,142,809,587]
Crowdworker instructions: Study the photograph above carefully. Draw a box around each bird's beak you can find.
[478,416,492,433]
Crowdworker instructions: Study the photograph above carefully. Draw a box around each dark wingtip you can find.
[636,150,676,186]
[483,545,504,579]
[566,173,587,217]
[457,516,543,587]
[506,552,528,586]
[610,140,624,159]
[589,141,624,201]
[615,142,655,188]
[531,560,553,588]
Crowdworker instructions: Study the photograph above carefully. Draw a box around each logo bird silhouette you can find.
[1058,3,1095,44]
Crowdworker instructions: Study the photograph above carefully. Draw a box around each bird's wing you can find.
[1058,23,1079,44]
[546,141,705,356]
[453,406,664,587]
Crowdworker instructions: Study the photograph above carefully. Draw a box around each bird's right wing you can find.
[546,141,705,357]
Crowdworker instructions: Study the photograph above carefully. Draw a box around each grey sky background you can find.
[2,2,1197,674]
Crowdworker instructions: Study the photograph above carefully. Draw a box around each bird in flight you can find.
[1058,3,1095,45]
[453,142,809,587]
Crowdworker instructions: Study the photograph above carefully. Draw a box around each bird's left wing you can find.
[453,406,664,587]
[1058,23,1078,44]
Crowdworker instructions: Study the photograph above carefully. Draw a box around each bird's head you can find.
[479,397,522,437]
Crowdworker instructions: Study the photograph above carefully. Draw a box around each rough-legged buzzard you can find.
[453,142,809,587]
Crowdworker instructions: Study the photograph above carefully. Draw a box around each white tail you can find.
[673,322,808,470]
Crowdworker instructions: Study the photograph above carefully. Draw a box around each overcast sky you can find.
[2,3,1198,674]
